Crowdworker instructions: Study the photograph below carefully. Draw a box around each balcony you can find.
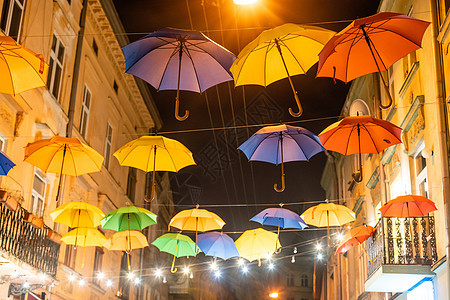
[0,201,60,277]
[365,216,437,292]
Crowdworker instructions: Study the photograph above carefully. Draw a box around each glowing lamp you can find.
[269,292,279,298]
[233,0,258,4]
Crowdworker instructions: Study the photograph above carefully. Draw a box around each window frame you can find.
[103,122,113,169]
[0,0,26,41]
[79,85,92,139]
[93,246,104,285]
[30,170,47,218]
[47,34,66,101]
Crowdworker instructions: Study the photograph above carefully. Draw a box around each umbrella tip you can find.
[196,204,199,209]
[279,203,284,208]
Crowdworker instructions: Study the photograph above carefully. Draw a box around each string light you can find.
[79,279,85,286]
[238,258,245,266]
[189,273,193,279]
[12,270,18,277]
[214,270,221,278]
[210,262,217,270]
[155,269,162,278]
[163,277,167,283]
[38,273,46,281]
[69,274,76,282]
[97,272,104,280]
[242,266,249,274]
[266,253,272,260]
[106,280,113,288]
[336,233,344,242]
[317,253,323,260]
[134,277,141,285]
[268,262,275,270]
[291,256,295,263]
[127,272,135,280]
[293,247,298,254]
[183,267,190,275]
[316,243,322,251]
[23,282,29,289]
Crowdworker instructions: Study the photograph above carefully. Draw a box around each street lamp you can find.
[233,0,258,4]
[269,292,279,298]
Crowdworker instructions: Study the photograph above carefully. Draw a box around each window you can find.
[287,273,294,286]
[31,172,46,218]
[113,80,118,94]
[118,252,130,299]
[414,144,428,198]
[64,243,77,269]
[0,134,6,151]
[93,247,103,285]
[301,274,308,287]
[92,38,98,56]
[47,35,65,100]
[0,0,25,40]
[126,167,137,202]
[103,123,112,168]
[79,86,91,138]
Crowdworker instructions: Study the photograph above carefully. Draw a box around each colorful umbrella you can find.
[319,116,402,182]
[235,228,281,266]
[197,231,240,261]
[24,136,104,201]
[101,206,157,231]
[317,13,430,108]
[113,135,195,201]
[103,230,149,270]
[169,207,226,252]
[151,233,198,273]
[0,151,15,175]
[122,27,236,121]
[379,195,437,217]
[230,24,335,116]
[0,36,48,95]
[238,124,324,192]
[61,227,107,266]
[50,201,105,228]
[336,225,376,262]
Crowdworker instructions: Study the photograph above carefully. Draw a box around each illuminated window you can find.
[103,123,113,169]
[79,86,91,139]
[47,35,65,100]
[413,144,428,198]
[31,171,46,218]
[0,0,25,40]
[93,247,103,285]
[301,274,308,287]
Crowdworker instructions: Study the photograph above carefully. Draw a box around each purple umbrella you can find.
[197,231,240,261]
[122,28,236,121]
[251,207,308,230]
[238,124,324,192]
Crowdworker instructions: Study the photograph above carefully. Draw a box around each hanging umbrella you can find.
[103,230,149,270]
[151,233,198,273]
[113,135,195,201]
[317,12,430,108]
[0,36,48,95]
[169,207,225,252]
[319,116,402,182]
[379,195,437,217]
[230,24,335,117]
[301,203,356,247]
[50,201,105,228]
[24,136,104,201]
[61,227,107,266]
[235,228,281,266]
[101,206,157,231]
[0,151,15,175]
[197,231,240,261]
[122,27,236,121]
[336,225,376,263]
[238,124,324,192]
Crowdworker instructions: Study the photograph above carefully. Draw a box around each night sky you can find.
[112,0,381,245]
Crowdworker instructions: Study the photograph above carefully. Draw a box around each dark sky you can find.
[112,0,380,244]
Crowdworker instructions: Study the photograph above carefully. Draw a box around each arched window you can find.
[301,274,308,287]
[287,273,294,286]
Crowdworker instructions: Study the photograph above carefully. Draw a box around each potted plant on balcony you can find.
[23,211,44,229]
[0,189,20,211]
[47,229,62,243]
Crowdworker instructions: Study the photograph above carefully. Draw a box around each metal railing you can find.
[366,216,437,278]
[0,202,60,276]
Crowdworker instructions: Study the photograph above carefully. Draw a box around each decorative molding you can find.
[400,95,424,131]
[385,105,397,122]
[398,62,419,98]
[366,167,379,190]
[352,196,365,217]
[381,145,397,165]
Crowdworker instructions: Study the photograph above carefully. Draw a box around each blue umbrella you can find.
[197,231,240,260]
[251,207,308,230]
[238,124,324,192]
[122,28,236,121]
[0,151,15,175]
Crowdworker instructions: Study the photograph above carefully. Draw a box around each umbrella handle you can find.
[361,245,376,263]
[352,171,363,183]
[352,124,363,183]
[288,92,303,117]
[175,96,189,121]
[274,160,285,192]
[258,258,261,267]
[171,243,178,273]
[145,148,158,202]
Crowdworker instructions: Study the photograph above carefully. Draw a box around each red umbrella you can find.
[336,225,376,263]
[379,195,437,217]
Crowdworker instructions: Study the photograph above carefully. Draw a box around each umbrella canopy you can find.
[231,24,335,116]
[152,233,198,273]
[379,195,437,218]
[103,230,149,251]
[113,135,195,201]
[317,13,430,108]
[50,201,105,228]
[250,207,308,230]
[101,206,157,231]
[238,124,324,192]
[235,228,281,263]
[122,27,236,121]
[319,116,402,182]
[169,208,225,232]
[197,231,240,260]
[0,36,48,95]
[24,136,104,176]
[61,227,107,247]
[0,151,15,175]
[300,203,355,227]
[336,225,376,254]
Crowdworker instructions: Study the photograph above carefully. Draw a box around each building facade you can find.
[0,0,174,299]
[319,0,450,299]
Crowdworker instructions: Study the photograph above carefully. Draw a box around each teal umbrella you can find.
[152,233,198,273]
[101,206,157,231]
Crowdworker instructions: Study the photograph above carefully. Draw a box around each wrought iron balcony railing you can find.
[0,202,60,276]
[366,216,437,278]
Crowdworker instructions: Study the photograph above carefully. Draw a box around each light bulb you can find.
[134,277,140,285]
[155,268,162,277]
[238,258,245,266]
[268,262,275,270]
[69,274,76,282]
[23,282,30,289]
[106,280,113,288]
[293,247,297,254]
[189,273,193,279]
[316,243,322,250]
[317,253,323,260]
[127,272,134,280]
[214,270,221,278]
[163,277,167,284]
[291,256,295,263]
[242,266,249,274]
[183,267,190,275]
[97,272,104,280]
[79,279,85,286]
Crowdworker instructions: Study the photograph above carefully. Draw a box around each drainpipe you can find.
[430,0,450,295]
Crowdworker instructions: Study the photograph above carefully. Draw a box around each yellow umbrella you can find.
[113,135,195,201]
[0,36,48,95]
[235,228,281,266]
[61,227,107,267]
[169,207,225,252]
[230,24,335,117]
[103,230,149,270]
[24,136,104,201]
[50,201,105,228]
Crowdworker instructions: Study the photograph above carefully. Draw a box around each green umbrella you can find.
[101,206,157,231]
[151,233,198,273]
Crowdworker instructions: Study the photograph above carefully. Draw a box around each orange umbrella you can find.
[319,116,402,182]
[379,195,437,217]
[336,225,376,263]
[317,13,430,108]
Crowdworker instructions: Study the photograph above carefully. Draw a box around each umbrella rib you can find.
[183,45,202,92]
[247,132,279,163]
[116,145,138,166]
[263,40,270,87]
[345,124,358,156]
[289,133,314,160]
[45,143,66,173]
[2,50,16,95]
[124,36,174,73]
[156,44,182,91]
[278,39,307,74]
[344,30,362,83]
[360,123,380,153]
